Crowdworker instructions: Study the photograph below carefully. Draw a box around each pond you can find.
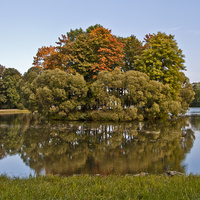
[0,108,200,178]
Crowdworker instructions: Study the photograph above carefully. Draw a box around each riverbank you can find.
[0,109,30,114]
[0,175,200,199]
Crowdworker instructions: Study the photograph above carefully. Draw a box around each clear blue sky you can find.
[0,0,199,82]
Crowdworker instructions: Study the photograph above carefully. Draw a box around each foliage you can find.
[20,26,195,120]
[0,64,5,78]
[179,74,195,112]
[19,67,193,120]
[120,35,143,71]
[32,46,57,70]
[33,25,124,82]
[0,67,22,109]
[18,67,41,110]
[135,32,186,99]
[91,68,183,120]
[20,68,88,118]
[190,82,200,107]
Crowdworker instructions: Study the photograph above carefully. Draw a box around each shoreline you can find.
[0,109,30,114]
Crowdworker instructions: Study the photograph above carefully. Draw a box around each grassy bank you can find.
[0,109,30,114]
[0,175,200,199]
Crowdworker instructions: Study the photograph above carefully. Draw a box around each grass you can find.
[0,109,30,114]
[0,175,200,199]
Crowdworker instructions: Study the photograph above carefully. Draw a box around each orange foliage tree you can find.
[33,46,58,70]
[33,26,125,81]
[88,27,124,76]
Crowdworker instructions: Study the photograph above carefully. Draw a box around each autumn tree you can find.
[58,26,124,81]
[88,27,124,77]
[33,46,58,70]
[33,25,124,82]
[29,26,194,120]
[135,32,186,99]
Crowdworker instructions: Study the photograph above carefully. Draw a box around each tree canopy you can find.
[135,32,186,99]
[0,67,22,109]
[1,25,194,121]
[33,25,124,82]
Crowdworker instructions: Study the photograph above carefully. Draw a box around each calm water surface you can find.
[0,108,200,177]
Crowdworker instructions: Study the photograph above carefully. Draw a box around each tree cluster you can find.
[190,82,200,107]
[0,65,22,109]
[0,25,195,120]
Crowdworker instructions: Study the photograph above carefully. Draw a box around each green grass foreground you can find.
[0,175,200,199]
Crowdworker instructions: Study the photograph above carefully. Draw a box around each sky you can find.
[0,0,200,83]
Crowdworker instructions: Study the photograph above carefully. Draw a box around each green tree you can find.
[0,68,21,109]
[0,65,6,107]
[21,68,88,118]
[135,32,185,99]
[91,68,180,120]
[0,64,5,78]
[0,79,7,107]
[179,74,195,113]
[190,82,200,107]
[120,35,143,71]
[18,67,42,110]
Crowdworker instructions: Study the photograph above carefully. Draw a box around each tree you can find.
[33,46,57,70]
[18,67,42,110]
[2,67,21,79]
[59,26,124,81]
[91,68,180,120]
[88,27,124,78]
[33,25,124,82]
[21,69,88,118]
[135,32,186,99]
[178,74,195,113]
[0,65,6,107]
[1,68,21,108]
[190,82,200,107]
[0,79,7,107]
[29,26,193,120]
[120,35,143,71]
[0,64,5,78]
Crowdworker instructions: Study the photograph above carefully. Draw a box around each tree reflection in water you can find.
[0,114,195,176]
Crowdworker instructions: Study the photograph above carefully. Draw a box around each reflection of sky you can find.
[186,108,200,115]
[182,131,200,175]
[0,154,35,178]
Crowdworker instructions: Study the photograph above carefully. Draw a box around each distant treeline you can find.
[190,82,200,107]
[0,25,195,121]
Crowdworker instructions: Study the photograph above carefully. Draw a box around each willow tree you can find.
[20,69,88,118]
[91,68,181,120]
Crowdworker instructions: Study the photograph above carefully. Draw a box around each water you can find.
[0,108,200,177]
